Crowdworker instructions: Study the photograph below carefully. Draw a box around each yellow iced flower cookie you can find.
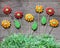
[1,20,11,29]
[50,19,59,27]
[25,14,34,22]
[35,5,44,13]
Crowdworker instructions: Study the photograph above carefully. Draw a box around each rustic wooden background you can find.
[0,0,60,41]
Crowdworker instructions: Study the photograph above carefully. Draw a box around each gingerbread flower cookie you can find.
[1,20,11,29]
[25,14,34,22]
[35,5,44,13]
[46,7,55,16]
[3,6,12,15]
[14,11,23,19]
[50,19,59,27]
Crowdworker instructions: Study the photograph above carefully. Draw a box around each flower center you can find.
[53,22,56,24]
[38,8,40,10]
[48,9,52,12]
[5,8,9,11]
[28,16,31,18]
[17,13,20,16]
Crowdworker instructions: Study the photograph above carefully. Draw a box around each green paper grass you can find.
[0,34,60,48]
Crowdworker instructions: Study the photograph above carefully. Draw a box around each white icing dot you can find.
[17,13,20,16]
[5,8,9,11]
[48,9,52,12]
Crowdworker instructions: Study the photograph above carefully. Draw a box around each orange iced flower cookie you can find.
[1,20,11,29]
[25,14,34,22]
[35,5,44,13]
[50,19,59,27]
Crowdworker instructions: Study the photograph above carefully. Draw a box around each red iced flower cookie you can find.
[14,11,23,19]
[3,6,12,15]
[46,7,55,16]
